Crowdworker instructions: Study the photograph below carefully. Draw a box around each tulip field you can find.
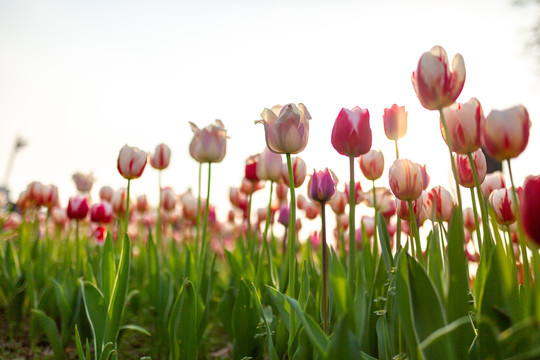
[3,45,540,359]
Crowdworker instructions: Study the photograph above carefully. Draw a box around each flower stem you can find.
[124,179,131,239]
[372,181,379,247]
[348,155,357,286]
[467,152,491,248]
[263,181,276,285]
[157,170,162,248]
[286,154,297,298]
[321,202,328,334]
[507,159,531,291]
[407,200,422,261]
[199,162,212,270]
[196,162,202,251]
[438,108,463,212]
[469,187,483,252]
[247,190,253,251]
[395,139,400,159]
[75,219,80,274]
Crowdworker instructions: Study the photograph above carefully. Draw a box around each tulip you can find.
[440,98,484,154]
[481,171,506,198]
[304,201,320,220]
[51,207,68,228]
[161,187,176,212]
[240,177,265,195]
[256,147,283,183]
[99,186,114,202]
[329,190,347,215]
[489,188,516,225]
[278,205,290,227]
[91,201,113,224]
[359,150,384,181]
[456,149,487,188]
[344,181,363,205]
[94,226,107,246]
[67,196,89,220]
[331,107,372,157]
[136,194,148,213]
[423,186,454,222]
[360,216,375,238]
[520,175,540,245]
[463,207,478,232]
[482,105,531,162]
[111,188,128,216]
[310,231,321,250]
[411,46,466,111]
[419,164,430,190]
[396,197,423,220]
[383,104,407,141]
[150,143,172,170]
[281,157,306,188]
[276,183,288,203]
[256,103,311,154]
[189,120,228,163]
[117,145,148,180]
[3,213,22,231]
[72,172,94,193]
[308,168,338,203]
[40,185,59,209]
[388,159,423,201]
[28,181,42,205]
[245,154,260,182]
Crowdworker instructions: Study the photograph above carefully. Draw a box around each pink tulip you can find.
[150,143,172,170]
[310,231,321,249]
[360,216,375,238]
[136,194,148,213]
[99,186,114,202]
[455,148,487,188]
[304,201,320,220]
[28,181,42,205]
[278,205,290,227]
[240,177,264,195]
[281,157,306,188]
[51,207,68,228]
[388,159,423,201]
[117,145,148,180]
[344,181,363,205]
[3,213,22,231]
[396,197,423,220]
[331,107,372,157]
[161,187,176,212]
[256,147,283,183]
[463,207,478,232]
[383,104,407,140]
[482,105,531,161]
[308,168,338,203]
[440,98,484,154]
[91,201,113,224]
[489,188,516,225]
[257,103,311,154]
[419,164,430,190]
[40,185,59,209]
[329,190,347,215]
[111,188,128,216]
[276,183,288,203]
[411,46,466,110]
[423,186,454,222]
[67,195,89,220]
[359,150,384,181]
[189,120,227,163]
[481,171,506,198]
[72,172,94,193]
[520,175,540,245]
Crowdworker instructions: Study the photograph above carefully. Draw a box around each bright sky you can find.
[1,0,539,227]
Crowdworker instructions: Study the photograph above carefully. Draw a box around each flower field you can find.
[2,46,540,359]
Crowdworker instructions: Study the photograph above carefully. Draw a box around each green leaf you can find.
[248,282,279,360]
[80,280,107,358]
[286,296,329,358]
[100,232,116,304]
[168,280,198,360]
[266,285,290,333]
[75,325,86,360]
[119,324,151,337]
[329,252,352,317]
[232,279,261,359]
[50,277,71,347]
[104,233,131,347]
[326,314,361,360]
[31,309,66,360]
[376,213,394,273]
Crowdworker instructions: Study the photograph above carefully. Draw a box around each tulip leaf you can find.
[286,296,329,358]
[232,279,261,359]
[31,309,66,360]
[80,279,107,357]
[100,232,116,304]
[266,285,290,333]
[376,213,394,274]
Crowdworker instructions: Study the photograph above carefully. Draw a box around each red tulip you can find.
[440,98,484,154]
[281,157,306,188]
[161,187,176,212]
[489,188,516,225]
[344,181,363,205]
[383,104,407,140]
[150,143,172,170]
[67,195,89,220]
[482,105,531,161]
[520,175,540,245]
[396,197,423,220]
[331,107,372,157]
[455,148,487,188]
[257,103,311,154]
[359,150,384,181]
[245,154,260,182]
[91,201,113,224]
[423,186,454,222]
[117,145,148,180]
[388,159,423,201]
[411,46,466,110]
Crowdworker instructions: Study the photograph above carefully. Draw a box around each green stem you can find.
[438,108,463,212]
[75,219,80,274]
[467,152,491,248]
[157,170,162,248]
[372,181,379,247]
[199,162,212,270]
[407,200,422,261]
[124,179,131,239]
[247,189,253,251]
[321,202,328,334]
[286,154,297,298]
[262,181,276,286]
[348,155,357,286]
[507,159,531,290]
[395,139,400,160]
[469,187,483,253]
[196,162,202,252]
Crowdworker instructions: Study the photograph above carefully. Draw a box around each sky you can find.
[1,0,539,228]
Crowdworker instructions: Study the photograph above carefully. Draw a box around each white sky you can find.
[1,0,539,227]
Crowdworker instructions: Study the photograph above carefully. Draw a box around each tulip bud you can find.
[440,98,484,154]
[28,181,43,205]
[520,175,540,245]
[482,105,531,161]
[308,168,338,203]
[256,147,283,183]
[455,148,487,188]
[189,120,227,163]
[99,186,114,202]
[344,181,363,205]
[91,201,113,224]
[411,46,466,110]
[240,177,264,195]
[360,216,375,238]
[331,107,372,157]
[161,187,176,212]
[136,194,148,213]
[40,184,59,209]
[117,145,148,180]
[383,104,407,140]
[423,186,454,222]
[463,207,478,232]
[281,157,306,188]
[276,183,288,202]
[150,143,172,170]
[51,207,68,228]
[396,197,423,220]
[310,231,321,250]
[72,172,94,193]
[94,226,107,246]
[419,164,430,190]
[359,150,384,181]
[304,201,320,220]
[111,188,128,216]
[67,195,89,220]
[489,188,516,225]
[329,190,347,215]
[481,171,505,198]
[388,159,423,201]
[278,205,290,227]
[245,154,260,182]
[256,103,311,154]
